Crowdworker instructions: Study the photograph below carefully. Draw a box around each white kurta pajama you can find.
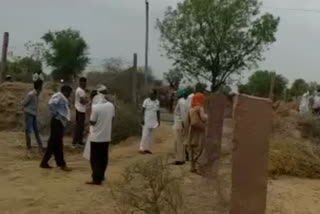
[173,98,187,162]
[140,98,160,151]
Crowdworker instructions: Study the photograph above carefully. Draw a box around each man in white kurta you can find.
[139,90,160,154]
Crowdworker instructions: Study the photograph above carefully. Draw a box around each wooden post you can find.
[145,0,149,90]
[1,32,9,82]
[269,72,276,101]
[132,53,138,106]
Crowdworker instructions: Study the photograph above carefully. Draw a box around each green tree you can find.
[7,57,42,82]
[239,70,288,100]
[290,79,309,97]
[42,29,90,82]
[308,82,320,94]
[164,67,183,89]
[157,0,280,92]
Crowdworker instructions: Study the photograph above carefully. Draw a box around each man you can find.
[173,89,188,165]
[22,80,44,157]
[139,90,160,154]
[313,89,320,115]
[86,91,115,185]
[73,77,88,147]
[40,85,73,171]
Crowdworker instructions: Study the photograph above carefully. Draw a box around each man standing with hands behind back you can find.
[139,89,160,154]
[73,77,88,148]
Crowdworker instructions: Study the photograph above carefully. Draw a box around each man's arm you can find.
[22,93,32,107]
[80,96,88,105]
[90,106,97,126]
[157,110,160,127]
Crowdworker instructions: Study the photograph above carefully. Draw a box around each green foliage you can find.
[7,57,42,82]
[308,82,320,94]
[157,0,280,92]
[239,70,288,100]
[42,28,90,82]
[164,67,183,89]
[290,79,309,97]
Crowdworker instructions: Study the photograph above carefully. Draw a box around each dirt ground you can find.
[0,122,320,214]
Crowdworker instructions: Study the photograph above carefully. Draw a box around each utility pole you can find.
[145,0,149,90]
[132,53,138,106]
[1,32,9,83]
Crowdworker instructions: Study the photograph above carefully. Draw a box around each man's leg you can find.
[145,128,154,152]
[40,118,55,168]
[101,142,110,181]
[78,112,85,145]
[139,126,149,151]
[52,119,66,168]
[32,115,43,149]
[25,113,33,150]
[90,142,104,184]
[72,110,80,145]
[175,129,185,163]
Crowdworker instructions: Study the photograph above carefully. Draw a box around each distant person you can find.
[172,89,188,165]
[32,70,44,83]
[313,89,320,115]
[86,90,115,185]
[139,90,160,154]
[73,77,88,148]
[40,85,73,171]
[185,92,208,173]
[92,85,108,105]
[22,80,44,157]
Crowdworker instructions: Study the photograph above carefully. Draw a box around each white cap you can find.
[97,84,107,93]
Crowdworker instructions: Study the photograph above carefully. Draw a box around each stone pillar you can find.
[230,95,272,214]
[198,93,227,176]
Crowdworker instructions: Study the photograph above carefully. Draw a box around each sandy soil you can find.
[0,122,320,214]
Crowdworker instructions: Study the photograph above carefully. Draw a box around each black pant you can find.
[41,118,66,167]
[90,142,109,184]
[73,110,86,145]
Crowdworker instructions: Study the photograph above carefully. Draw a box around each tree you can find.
[290,79,309,97]
[42,29,90,82]
[103,57,128,73]
[239,70,288,100]
[308,82,320,94]
[164,67,183,89]
[7,57,42,82]
[157,0,280,92]
[25,41,46,62]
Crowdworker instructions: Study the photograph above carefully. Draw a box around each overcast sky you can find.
[1,0,320,83]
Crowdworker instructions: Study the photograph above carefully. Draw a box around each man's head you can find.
[79,77,87,89]
[61,85,73,99]
[150,89,157,101]
[34,80,43,94]
[97,84,108,95]
[195,83,206,93]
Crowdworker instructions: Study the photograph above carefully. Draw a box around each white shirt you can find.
[75,87,87,113]
[313,95,320,109]
[143,98,160,129]
[89,102,115,142]
[173,98,187,130]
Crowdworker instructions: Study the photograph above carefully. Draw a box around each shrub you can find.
[111,157,184,214]
[112,101,141,144]
[269,139,320,178]
[298,114,320,142]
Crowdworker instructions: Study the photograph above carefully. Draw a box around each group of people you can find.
[23,77,115,185]
[172,84,208,173]
[299,89,320,115]
[22,75,208,184]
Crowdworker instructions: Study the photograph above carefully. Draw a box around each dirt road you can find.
[0,122,319,214]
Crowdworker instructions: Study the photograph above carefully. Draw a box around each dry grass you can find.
[110,157,184,214]
[269,138,320,178]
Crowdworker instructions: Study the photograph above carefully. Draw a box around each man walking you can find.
[73,77,88,148]
[139,90,160,154]
[40,85,73,171]
[86,94,115,185]
[22,80,44,157]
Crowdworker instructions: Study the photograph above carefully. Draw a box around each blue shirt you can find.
[49,93,70,127]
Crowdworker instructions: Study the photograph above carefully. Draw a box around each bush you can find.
[298,114,320,142]
[269,139,320,178]
[112,101,141,144]
[110,157,184,214]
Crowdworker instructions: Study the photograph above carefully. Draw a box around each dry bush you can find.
[269,138,320,178]
[298,114,320,142]
[111,157,184,214]
[112,101,141,144]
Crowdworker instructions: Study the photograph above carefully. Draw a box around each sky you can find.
[0,0,320,84]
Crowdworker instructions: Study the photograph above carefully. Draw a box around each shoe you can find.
[60,166,72,172]
[40,163,53,169]
[173,161,185,165]
[86,181,102,185]
[144,150,153,154]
